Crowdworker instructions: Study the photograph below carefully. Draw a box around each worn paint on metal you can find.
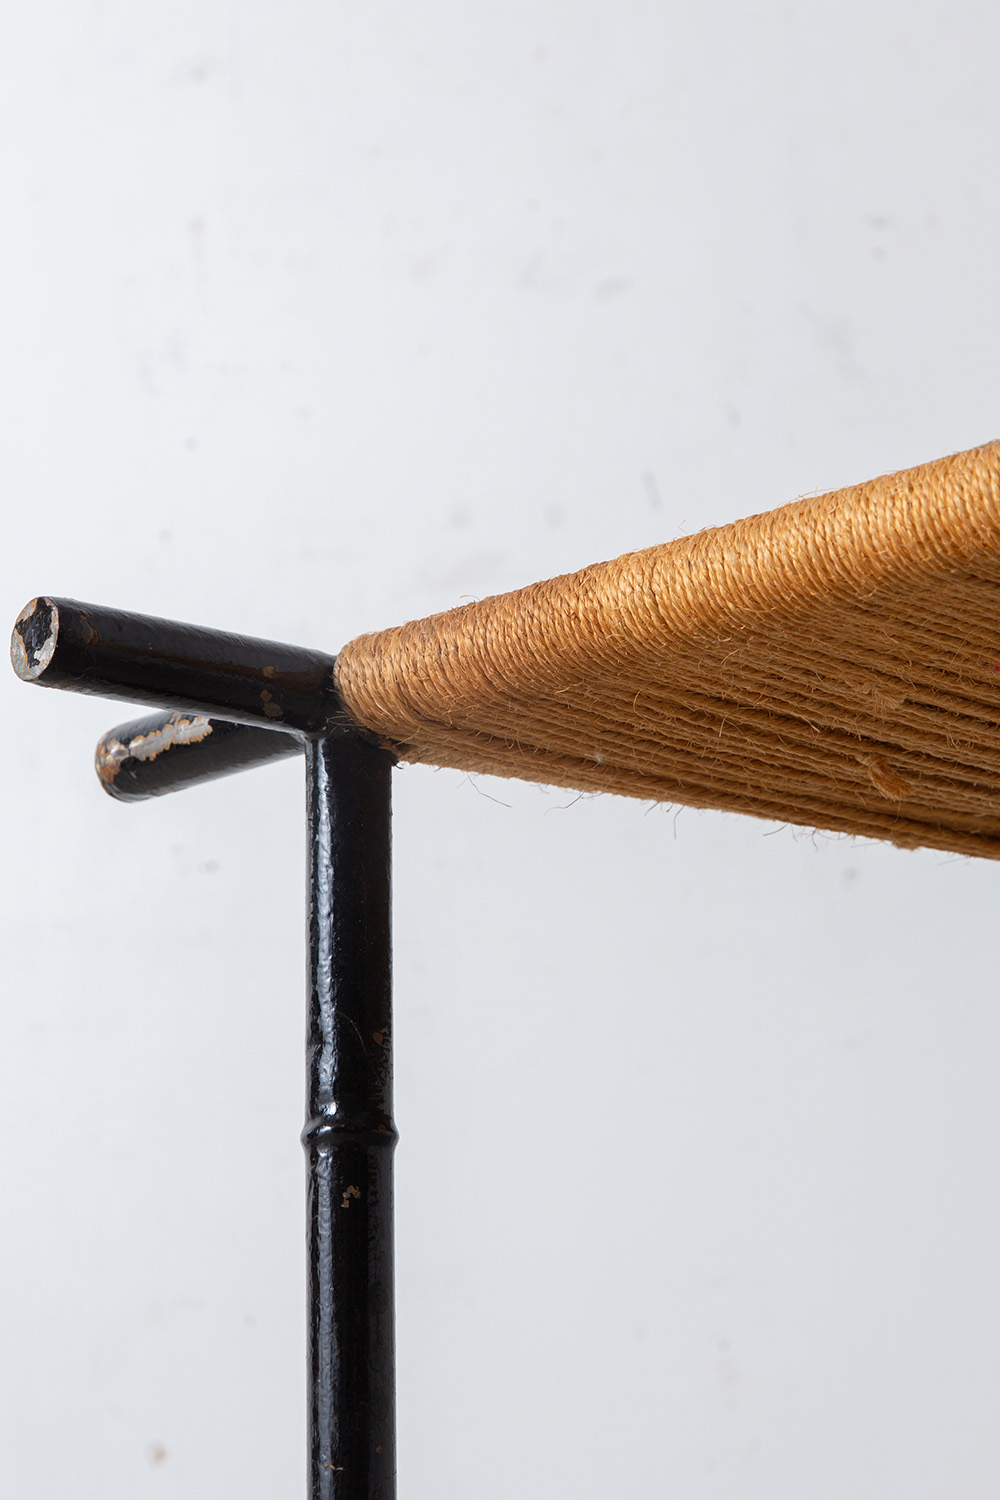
[96,713,215,786]
[9,593,347,734]
[126,713,214,762]
[10,593,398,1497]
[10,597,59,681]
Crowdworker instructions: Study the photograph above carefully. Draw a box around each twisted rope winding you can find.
[336,442,1000,858]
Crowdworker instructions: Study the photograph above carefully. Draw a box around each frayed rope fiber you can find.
[335,442,1000,859]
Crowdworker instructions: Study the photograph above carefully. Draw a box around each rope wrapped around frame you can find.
[336,442,1000,859]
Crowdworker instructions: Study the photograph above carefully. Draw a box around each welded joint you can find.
[11,594,396,801]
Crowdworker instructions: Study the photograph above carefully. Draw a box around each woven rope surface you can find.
[335,442,1000,858]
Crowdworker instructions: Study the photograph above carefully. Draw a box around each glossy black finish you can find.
[11,595,347,734]
[96,711,302,801]
[11,597,399,1500]
[305,735,396,1500]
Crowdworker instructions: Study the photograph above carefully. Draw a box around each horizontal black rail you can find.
[11,595,350,735]
[96,712,303,801]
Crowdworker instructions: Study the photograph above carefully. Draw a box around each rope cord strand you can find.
[335,442,1000,859]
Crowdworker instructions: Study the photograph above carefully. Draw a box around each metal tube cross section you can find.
[10,596,397,1500]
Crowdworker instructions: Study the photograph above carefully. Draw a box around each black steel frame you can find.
[11,595,397,1500]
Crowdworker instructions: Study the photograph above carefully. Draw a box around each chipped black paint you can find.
[11,597,398,1500]
[96,711,302,801]
[10,594,352,734]
[13,596,54,670]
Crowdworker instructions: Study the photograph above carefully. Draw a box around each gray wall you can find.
[2,3,999,1495]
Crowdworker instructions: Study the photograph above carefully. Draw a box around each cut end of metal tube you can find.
[11,597,59,681]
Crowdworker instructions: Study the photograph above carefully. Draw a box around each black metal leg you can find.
[11,596,398,1499]
[304,735,396,1500]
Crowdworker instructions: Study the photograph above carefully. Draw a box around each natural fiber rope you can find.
[335,442,1000,859]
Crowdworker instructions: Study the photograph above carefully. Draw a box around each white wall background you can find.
[2,3,999,1495]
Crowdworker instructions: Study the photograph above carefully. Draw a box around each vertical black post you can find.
[304,734,397,1500]
[12,599,402,1495]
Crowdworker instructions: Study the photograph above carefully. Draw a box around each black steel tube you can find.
[12,595,346,734]
[12,597,399,1497]
[304,734,397,1500]
[96,712,302,802]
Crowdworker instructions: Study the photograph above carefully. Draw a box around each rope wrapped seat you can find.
[335,442,1000,859]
